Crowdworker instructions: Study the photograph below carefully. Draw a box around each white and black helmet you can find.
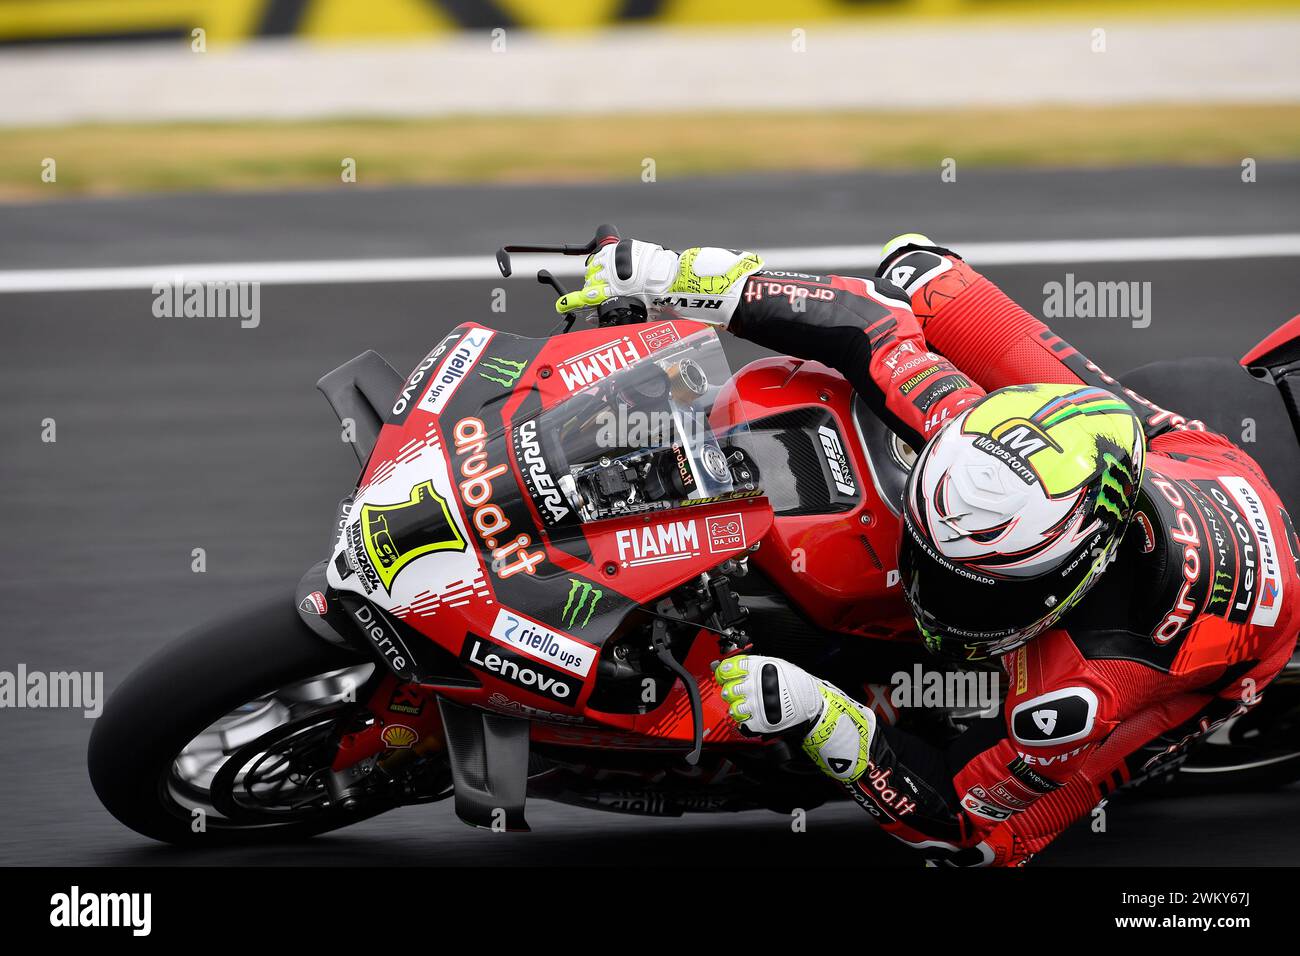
[898,383,1145,661]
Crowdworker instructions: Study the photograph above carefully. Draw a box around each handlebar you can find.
[495,223,620,278]
[498,224,645,330]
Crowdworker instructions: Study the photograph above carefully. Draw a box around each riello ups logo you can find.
[360,480,467,592]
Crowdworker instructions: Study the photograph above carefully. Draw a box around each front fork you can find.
[326,673,447,807]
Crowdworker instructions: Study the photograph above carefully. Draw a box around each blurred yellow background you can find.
[5,0,1300,45]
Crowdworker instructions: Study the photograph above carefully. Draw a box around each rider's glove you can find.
[555,239,762,327]
[715,654,876,782]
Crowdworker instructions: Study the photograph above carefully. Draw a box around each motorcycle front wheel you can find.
[88,593,416,845]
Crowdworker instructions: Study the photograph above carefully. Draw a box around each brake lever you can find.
[536,270,580,333]
[648,611,703,766]
[496,224,620,278]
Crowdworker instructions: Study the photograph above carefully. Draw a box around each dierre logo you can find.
[460,636,583,707]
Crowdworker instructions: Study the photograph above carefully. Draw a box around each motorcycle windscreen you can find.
[518,327,763,528]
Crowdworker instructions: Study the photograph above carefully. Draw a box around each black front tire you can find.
[88,592,378,846]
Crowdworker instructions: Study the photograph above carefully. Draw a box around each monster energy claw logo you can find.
[1208,570,1232,611]
[1094,451,1133,520]
[562,578,602,628]
[479,356,528,388]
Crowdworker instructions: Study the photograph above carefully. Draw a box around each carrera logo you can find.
[638,323,681,353]
[419,328,495,415]
[816,425,857,496]
[490,607,597,676]
[460,636,583,707]
[557,339,641,392]
[515,419,569,524]
[616,520,700,567]
[705,512,746,553]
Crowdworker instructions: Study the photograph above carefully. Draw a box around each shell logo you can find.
[381,724,418,749]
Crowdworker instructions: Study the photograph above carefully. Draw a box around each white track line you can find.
[2,234,1299,294]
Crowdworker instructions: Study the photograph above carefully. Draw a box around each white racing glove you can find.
[714,654,877,782]
[555,238,763,327]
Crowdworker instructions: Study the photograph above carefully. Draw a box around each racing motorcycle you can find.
[89,226,1300,845]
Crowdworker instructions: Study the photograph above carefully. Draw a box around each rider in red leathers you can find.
[555,235,1300,865]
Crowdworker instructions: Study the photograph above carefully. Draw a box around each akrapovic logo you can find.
[515,419,569,523]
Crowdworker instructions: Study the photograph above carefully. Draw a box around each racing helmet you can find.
[898,383,1145,661]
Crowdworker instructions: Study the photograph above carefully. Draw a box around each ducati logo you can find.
[1032,709,1059,736]
[298,591,327,615]
[360,480,467,592]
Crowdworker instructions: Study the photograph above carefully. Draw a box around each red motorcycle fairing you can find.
[714,356,916,641]
[326,320,774,734]
[1242,312,1300,367]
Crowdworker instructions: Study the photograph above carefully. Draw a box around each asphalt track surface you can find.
[2,165,1299,866]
